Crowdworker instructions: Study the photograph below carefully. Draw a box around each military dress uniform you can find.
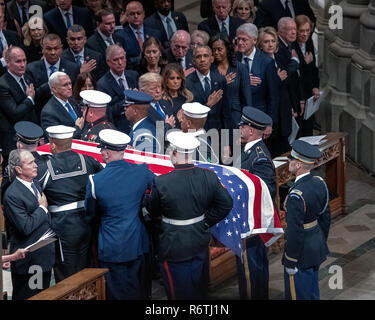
[81,118,116,143]
[85,129,155,300]
[40,126,103,282]
[145,131,233,300]
[236,107,276,300]
[80,90,116,143]
[283,140,331,300]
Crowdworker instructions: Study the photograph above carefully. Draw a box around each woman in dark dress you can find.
[21,17,48,63]
[137,37,168,76]
[161,63,193,129]
[210,33,252,129]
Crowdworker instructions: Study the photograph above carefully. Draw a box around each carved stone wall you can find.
[317,0,375,173]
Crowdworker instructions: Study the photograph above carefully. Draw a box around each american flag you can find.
[37,140,283,258]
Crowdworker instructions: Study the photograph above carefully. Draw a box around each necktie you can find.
[0,37,3,56]
[49,65,56,77]
[244,57,251,73]
[136,30,143,51]
[118,78,125,91]
[155,102,165,120]
[31,182,39,199]
[221,21,228,35]
[65,102,77,121]
[284,0,292,17]
[19,77,26,92]
[65,12,71,29]
[166,17,174,39]
[22,5,28,25]
[107,37,114,46]
[204,76,211,95]
[75,55,82,67]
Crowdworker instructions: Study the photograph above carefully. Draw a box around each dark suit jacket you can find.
[237,50,279,126]
[0,72,38,156]
[3,179,55,274]
[255,0,316,29]
[0,30,21,77]
[96,70,139,134]
[166,47,194,69]
[211,61,252,128]
[186,69,231,131]
[26,58,80,109]
[115,25,163,70]
[294,37,319,100]
[43,6,95,48]
[6,0,48,28]
[144,11,189,48]
[62,46,107,80]
[198,15,244,42]
[40,95,83,139]
[86,30,127,61]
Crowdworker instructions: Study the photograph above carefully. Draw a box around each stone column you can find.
[358,0,375,173]
[317,0,369,146]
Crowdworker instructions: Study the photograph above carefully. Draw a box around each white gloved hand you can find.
[286,267,298,275]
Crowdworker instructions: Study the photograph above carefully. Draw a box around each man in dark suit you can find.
[166,30,194,76]
[0,9,21,77]
[235,107,276,300]
[97,44,139,134]
[255,0,315,29]
[40,71,84,139]
[26,33,80,110]
[198,0,244,42]
[86,9,127,60]
[63,24,106,81]
[3,149,55,300]
[6,0,47,31]
[186,45,231,163]
[43,0,95,48]
[236,23,279,139]
[144,0,189,49]
[0,46,38,169]
[115,1,162,70]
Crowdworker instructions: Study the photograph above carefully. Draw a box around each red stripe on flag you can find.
[241,170,262,230]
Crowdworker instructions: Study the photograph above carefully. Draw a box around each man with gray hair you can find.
[236,23,279,139]
[198,0,244,42]
[97,44,139,134]
[166,30,195,76]
[3,149,54,300]
[40,71,84,139]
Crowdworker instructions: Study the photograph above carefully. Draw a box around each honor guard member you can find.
[236,106,276,300]
[124,90,161,154]
[145,130,233,300]
[80,90,116,143]
[180,102,219,164]
[41,125,103,282]
[85,129,155,300]
[1,121,49,203]
[283,140,331,300]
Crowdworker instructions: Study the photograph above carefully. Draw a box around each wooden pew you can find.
[29,268,108,300]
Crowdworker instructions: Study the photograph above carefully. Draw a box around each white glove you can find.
[285,267,298,275]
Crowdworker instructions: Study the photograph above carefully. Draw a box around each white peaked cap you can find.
[166,130,200,154]
[80,90,112,108]
[182,102,210,118]
[46,125,76,139]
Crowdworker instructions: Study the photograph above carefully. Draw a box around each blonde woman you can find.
[21,16,48,62]
[231,0,256,23]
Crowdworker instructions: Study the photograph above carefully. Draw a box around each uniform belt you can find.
[303,220,317,229]
[162,214,205,226]
[48,200,85,213]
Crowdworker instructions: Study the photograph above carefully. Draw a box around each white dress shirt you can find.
[58,6,74,28]
[244,138,262,153]
[242,47,256,72]
[110,70,129,90]
[16,177,48,213]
